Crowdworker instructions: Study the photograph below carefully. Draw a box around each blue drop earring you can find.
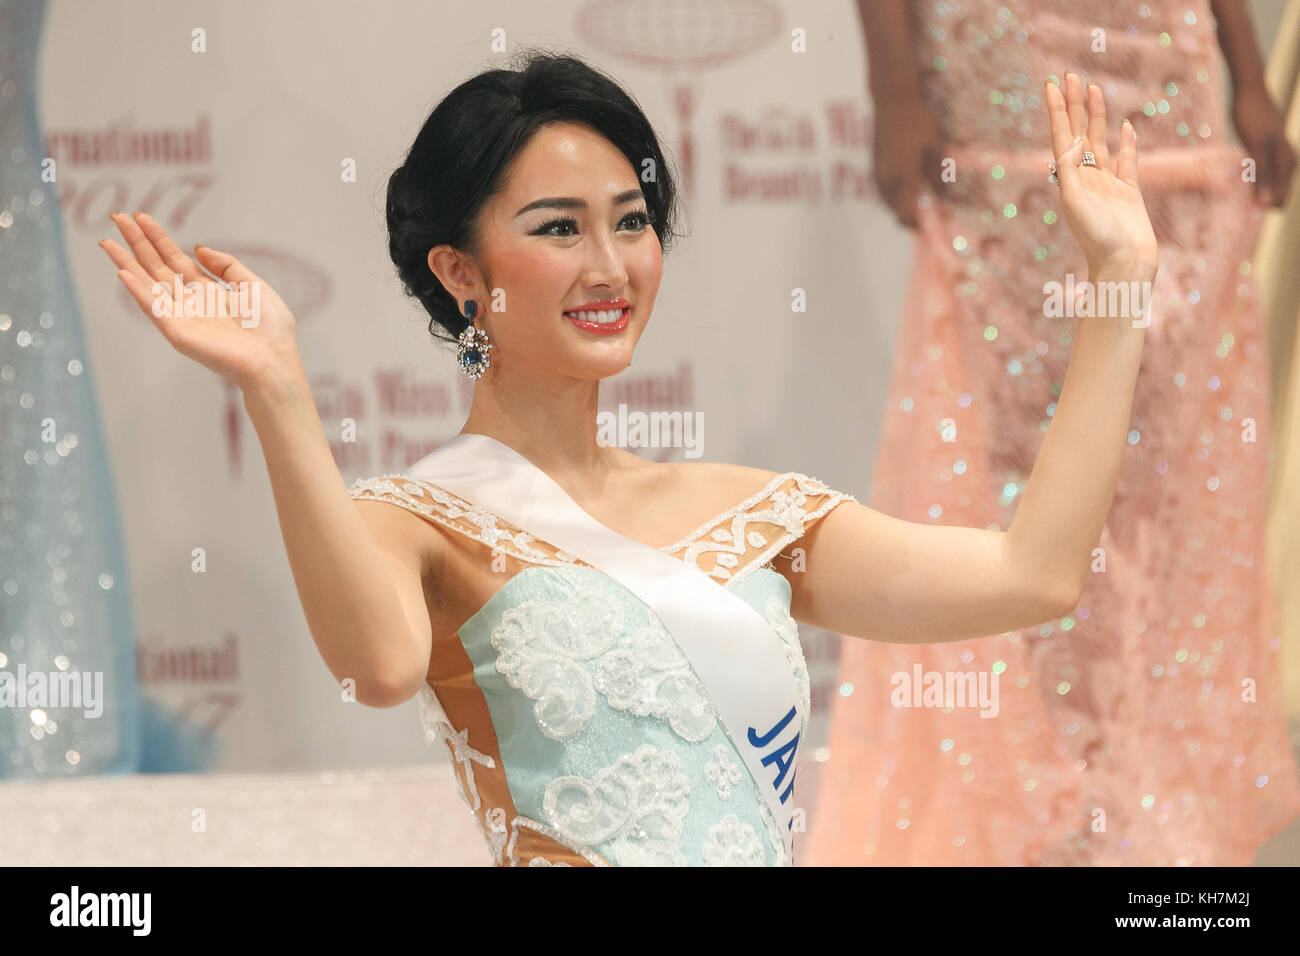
[456,300,492,380]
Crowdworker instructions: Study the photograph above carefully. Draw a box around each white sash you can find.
[405,432,803,860]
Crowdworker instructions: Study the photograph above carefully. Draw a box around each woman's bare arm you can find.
[788,266,1145,645]
[1209,0,1268,96]
[788,74,1157,643]
[243,368,433,707]
[1210,0,1296,207]
[856,0,918,101]
[100,212,432,707]
[856,0,944,229]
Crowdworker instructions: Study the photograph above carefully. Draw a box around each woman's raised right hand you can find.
[100,211,301,394]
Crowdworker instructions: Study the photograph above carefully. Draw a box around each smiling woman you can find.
[384,54,682,352]
[99,47,1160,867]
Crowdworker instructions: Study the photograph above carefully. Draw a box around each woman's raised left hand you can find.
[1044,72,1159,282]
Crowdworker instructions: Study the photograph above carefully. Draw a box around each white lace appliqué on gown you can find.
[418,684,610,867]
[703,743,744,800]
[702,814,767,866]
[353,471,858,866]
[543,743,692,866]
[491,571,718,743]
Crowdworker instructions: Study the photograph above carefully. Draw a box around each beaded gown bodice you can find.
[349,469,855,866]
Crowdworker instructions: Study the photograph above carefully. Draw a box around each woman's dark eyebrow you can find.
[514,188,644,218]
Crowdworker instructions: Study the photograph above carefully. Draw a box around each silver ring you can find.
[1081,150,1098,167]
[1046,160,1059,184]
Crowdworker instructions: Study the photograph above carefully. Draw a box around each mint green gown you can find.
[349,471,856,866]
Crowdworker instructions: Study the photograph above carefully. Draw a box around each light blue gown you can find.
[350,471,855,865]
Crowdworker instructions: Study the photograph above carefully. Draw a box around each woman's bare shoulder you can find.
[657,458,785,514]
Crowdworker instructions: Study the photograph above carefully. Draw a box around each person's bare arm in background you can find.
[1209,0,1295,206]
[856,0,943,229]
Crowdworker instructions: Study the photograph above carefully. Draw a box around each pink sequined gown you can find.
[805,0,1300,865]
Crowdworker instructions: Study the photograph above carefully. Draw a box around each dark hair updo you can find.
[386,50,684,348]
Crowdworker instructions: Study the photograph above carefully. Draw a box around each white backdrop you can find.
[44,0,917,771]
